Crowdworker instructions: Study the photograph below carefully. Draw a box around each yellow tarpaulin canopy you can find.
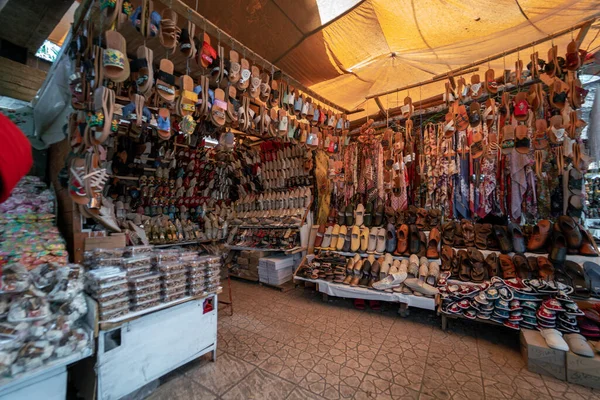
[186,0,600,119]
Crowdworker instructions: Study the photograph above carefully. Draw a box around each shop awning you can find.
[180,0,599,118]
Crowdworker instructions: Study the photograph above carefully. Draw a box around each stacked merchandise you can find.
[86,267,129,320]
[204,256,222,294]
[440,275,586,331]
[576,306,600,340]
[154,250,187,303]
[84,247,222,320]
[259,254,299,286]
[0,177,91,378]
[230,250,266,280]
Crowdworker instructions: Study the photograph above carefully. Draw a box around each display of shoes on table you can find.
[297,251,440,297]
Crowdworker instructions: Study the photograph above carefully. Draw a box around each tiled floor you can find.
[147,280,600,400]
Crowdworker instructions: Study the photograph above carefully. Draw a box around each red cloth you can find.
[0,114,32,203]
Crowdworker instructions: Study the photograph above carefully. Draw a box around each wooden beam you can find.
[576,20,594,47]
[374,97,386,116]
[158,0,352,114]
[0,56,46,101]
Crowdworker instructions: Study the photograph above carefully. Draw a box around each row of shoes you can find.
[440,275,585,332]
[314,223,441,258]
[234,188,312,213]
[230,208,305,226]
[301,253,439,297]
[230,228,299,250]
[328,203,442,229]
[441,217,598,259]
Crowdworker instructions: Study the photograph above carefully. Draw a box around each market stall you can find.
[7,0,600,395]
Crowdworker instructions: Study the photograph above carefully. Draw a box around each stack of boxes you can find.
[235,250,267,280]
[521,329,600,388]
[258,254,302,286]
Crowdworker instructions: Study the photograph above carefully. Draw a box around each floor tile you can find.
[368,349,426,392]
[146,374,216,400]
[286,386,328,400]
[322,337,378,373]
[483,374,550,400]
[354,374,419,399]
[186,353,255,395]
[260,345,321,384]
[421,365,484,399]
[225,331,285,366]
[542,375,600,400]
[299,358,364,400]
[221,368,295,400]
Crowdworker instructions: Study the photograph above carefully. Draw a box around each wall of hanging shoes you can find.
[296,38,600,328]
[62,0,352,255]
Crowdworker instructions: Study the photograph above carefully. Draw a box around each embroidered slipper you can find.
[178,75,197,117]
[237,58,251,91]
[454,103,469,131]
[103,30,129,83]
[470,74,483,98]
[156,59,176,103]
[157,108,171,140]
[159,9,180,50]
[471,130,484,159]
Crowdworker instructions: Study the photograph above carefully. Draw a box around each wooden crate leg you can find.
[442,315,448,331]
[322,293,329,302]
[397,303,409,317]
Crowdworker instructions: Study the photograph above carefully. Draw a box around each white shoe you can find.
[372,272,408,291]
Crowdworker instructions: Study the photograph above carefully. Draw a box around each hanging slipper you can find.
[402,96,413,118]
[228,50,241,84]
[101,0,123,30]
[546,45,560,77]
[565,39,582,71]
[155,59,176,103]
[514,125,530,155]
[157,108,171,140]
[88,86,116,145]
[483,98,495,130]
[513,92,529,122]
[103,30,130,83]
[468,101,481,127]
[248,66,261,99]
[470,74,482,98]
[179,21,197,59]
[70,158,90,205]
[484,68,497,95]
[198,33,216,68]
[177,75,197,117]
[132,45,153,97]
[259,72,271,103]
[159,9,180,50]
[236,58,251,91]
[527,84,540,112]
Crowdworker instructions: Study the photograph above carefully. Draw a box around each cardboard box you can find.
[566,351,600,389]
[520,330,566,381]
[237,257,249,266]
